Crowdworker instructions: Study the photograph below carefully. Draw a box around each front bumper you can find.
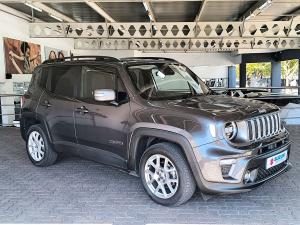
[193,132,292,194]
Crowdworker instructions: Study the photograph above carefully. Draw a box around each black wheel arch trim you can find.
[35,114,54,143]
[21,111,54,145]
[128,126,206,190]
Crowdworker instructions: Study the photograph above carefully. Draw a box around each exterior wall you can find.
[190,66,228,79]
[135,51,242,67]
[0,10,74,88]
[0,11,74,125]
[72,49,135,58]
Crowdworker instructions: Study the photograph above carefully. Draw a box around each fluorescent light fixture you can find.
[259,0,272,11]
[245,13,256,21]
[148,14,153,21]
[24,2,42,12]
[49,14,63,22]
[143,1,149,12]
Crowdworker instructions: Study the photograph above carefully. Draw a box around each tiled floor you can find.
[0,126,299,225]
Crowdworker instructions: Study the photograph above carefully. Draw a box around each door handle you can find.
[41,100,52,107]
[75,106,89,114]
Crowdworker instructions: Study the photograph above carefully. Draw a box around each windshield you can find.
[127,63,210,100]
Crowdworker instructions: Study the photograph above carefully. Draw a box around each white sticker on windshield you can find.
[157,71,166,78]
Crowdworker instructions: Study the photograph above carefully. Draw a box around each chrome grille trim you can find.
[247,112,282,142]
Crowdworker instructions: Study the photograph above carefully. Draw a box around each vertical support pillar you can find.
[228,66,237,88]
[271,61,281,93]
[298,59,300,95]
[239,62,246,88]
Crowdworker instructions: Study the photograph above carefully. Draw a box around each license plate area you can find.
[266,150,288,169]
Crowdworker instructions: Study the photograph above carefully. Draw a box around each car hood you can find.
[150,95,279,121]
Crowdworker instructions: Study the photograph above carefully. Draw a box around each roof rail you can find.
[42,55,120,64]
[121,57,178,62]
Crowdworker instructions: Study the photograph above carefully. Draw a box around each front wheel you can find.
[140,142,196,206]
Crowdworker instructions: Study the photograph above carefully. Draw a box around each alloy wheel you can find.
[28,131,45,162]
[144,154,179,199]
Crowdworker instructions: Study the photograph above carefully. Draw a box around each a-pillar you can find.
[228,66,237,88]
[271,61,281,93]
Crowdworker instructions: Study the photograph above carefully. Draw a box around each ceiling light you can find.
[24,2,42,12]
[49,14,63,22]
[245,13,256,21]
[259,0,272,11]
[143,1,149,12]
[148,14,153,21]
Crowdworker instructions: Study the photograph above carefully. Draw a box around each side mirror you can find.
[94,89,116,102]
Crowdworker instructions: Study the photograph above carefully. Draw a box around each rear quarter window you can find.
[27,67,42,93]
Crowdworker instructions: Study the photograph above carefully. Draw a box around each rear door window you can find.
[46,66,81,98]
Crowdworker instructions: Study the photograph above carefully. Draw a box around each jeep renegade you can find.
[20,56,291,206]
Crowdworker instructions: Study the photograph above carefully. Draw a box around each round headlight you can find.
[224,122,237,140]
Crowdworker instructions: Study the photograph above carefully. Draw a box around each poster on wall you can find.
[44,46,68,61]
[3,37,41,74]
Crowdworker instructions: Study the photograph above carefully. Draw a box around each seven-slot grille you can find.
[247,112,281,142]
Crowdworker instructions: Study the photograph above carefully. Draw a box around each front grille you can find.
[255,162,287,182]
[247,112,282,142]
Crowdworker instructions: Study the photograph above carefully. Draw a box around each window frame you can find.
[43,65,82,100]
[126,62,210,100]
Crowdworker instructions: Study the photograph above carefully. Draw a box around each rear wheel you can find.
[26,125,57,167]
[140,142,196,206]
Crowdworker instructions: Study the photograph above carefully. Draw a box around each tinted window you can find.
[28,68,41,92]
[47,66,81,98]
[40,67,48,88]
[81,66,115,100]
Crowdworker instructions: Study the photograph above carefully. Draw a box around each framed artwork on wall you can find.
[3,37,41,74]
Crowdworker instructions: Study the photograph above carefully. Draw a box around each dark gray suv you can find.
[21,56,291,206]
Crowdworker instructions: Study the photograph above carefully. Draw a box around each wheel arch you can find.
[128,127,204,188]
[21,112,53,143]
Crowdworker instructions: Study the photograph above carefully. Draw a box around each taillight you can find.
[20,95,25,108]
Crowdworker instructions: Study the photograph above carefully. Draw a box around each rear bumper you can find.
[192,134,292,194]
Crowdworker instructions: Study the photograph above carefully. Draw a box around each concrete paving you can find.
[0,126,299,225]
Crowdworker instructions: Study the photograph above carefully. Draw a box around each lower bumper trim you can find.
[200,161,292,195]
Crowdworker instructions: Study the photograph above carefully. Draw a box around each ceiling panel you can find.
[3,3,57,22]
[253,1,300,21]
[99,2,149,22]
[200,1,257,21]
[151,1,202,22]
[46,2,105,22]
[3,0,300,24]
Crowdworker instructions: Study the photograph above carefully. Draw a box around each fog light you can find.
[244,170,251,183]
[221,165,232,177]
[220,158,237,179]
[244,169,258,184]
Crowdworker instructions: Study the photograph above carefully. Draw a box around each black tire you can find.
[26,124,57,167]
[140,142,196,206]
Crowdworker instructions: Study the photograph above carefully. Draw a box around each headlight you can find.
[224,122,238,140]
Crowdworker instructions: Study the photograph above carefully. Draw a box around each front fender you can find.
[127,124,206,190]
